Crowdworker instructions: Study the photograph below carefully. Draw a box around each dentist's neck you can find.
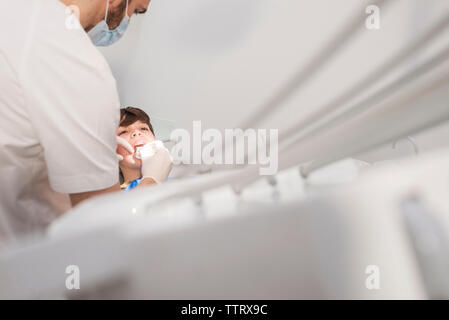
[59,0,105,32]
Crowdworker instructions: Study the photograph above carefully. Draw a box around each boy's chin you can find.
[124,155,141,165]
[120,158,142,170]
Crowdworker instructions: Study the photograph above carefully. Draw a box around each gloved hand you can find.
[138,141,173,184]
[135,140,165,159]
[116,136,134,161]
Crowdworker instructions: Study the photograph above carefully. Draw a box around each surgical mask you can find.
[88,0,130,47]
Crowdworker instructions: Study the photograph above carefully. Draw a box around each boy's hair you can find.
[119,107,154,135]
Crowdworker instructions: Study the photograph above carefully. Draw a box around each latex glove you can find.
[116,136,134,161]
[139,143,173,184]
[135,140,165,159]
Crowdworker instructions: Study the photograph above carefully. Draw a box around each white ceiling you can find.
[100,0,449,156]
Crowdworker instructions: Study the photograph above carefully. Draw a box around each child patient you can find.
[116,107,172,192]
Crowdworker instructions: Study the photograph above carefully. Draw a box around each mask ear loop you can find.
[125,0,129,18]
[104,0,110,22]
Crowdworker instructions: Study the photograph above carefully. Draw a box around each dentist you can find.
[0,0,159,245]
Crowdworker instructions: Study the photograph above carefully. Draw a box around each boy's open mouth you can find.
[133,143,146,152]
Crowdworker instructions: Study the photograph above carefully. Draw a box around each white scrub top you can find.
[0,0,121,246]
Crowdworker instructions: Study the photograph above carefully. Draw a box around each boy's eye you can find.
[119,130,127,136]
[141,127,148,131]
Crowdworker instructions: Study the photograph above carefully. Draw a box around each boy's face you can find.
[116,120,155,169]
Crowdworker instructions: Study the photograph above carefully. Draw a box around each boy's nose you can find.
[131,131,142,138]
